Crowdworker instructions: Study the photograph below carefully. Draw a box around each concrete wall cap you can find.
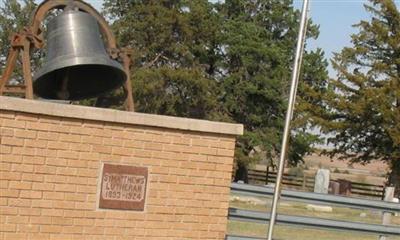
[0,96,243,135]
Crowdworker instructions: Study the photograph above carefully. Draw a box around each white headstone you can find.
[314,169,330,194]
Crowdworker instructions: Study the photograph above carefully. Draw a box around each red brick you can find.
[30,216,52,225]
[52,217,73,225]
[12,164,34,173]
[56,167,77,176]
[53,201,75,209]
[57,151,79,159]
[79,152,99,161]
[0,207,18,216]
[23,156,45,165]
[17,224,40,233]
[45,158,67,167]
[15,113,38,121]
[2,119,25,128]
[34,165,56,175]
[7,195,31,206]
[54,184,76,192]
[25,139,47,148]
[7,216,29,224]
[44,175,67,183]
[112,147,132,156]
[40,225,62,233]
[32,183,54,191]
[35,149,57,158]
[48,124,70,133]
[0,145,12,154]
[31,200,53,208]
[81,136,103,145]
[59,133,81,143]
[37,132,59,140]
[74,218,94,226]
[0,128,14,137]
[4,233,26,239]
[67,159,88,168]
[69,142,91,152]
[0,181,8,190]
[63,226,83,234]
[64,193,86,202]
[12,147,35,156]
[26,122,51,131]
[0,189,19,197]
[42,192,64,200]
[1,155,21,164]
[1,137,24,146]
[75,202,94,210]
[1,224,16,232]
[19,190,42,199]
[0,111,15,119]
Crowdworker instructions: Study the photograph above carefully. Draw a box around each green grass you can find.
[228,195,400,240]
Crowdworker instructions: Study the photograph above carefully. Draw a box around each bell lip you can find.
[33,55,125,82]
[33,57,127,100]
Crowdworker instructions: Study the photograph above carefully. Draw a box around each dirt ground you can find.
[256,153,389,185]
[304,153,388,185]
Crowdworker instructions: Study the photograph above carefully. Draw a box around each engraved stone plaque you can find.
[99,163,148,211]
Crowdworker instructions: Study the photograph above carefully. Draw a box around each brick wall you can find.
[0,97,242,240]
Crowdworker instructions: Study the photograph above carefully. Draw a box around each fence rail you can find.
[227,183,400,240]
[246,169,385,199]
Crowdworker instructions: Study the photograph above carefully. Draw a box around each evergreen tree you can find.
[103,0,329,176]
[103,0,221,118]
[318,0,400,194]
[219,0,328,170]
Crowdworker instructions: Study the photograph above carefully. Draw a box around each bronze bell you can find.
[33,9,126,100]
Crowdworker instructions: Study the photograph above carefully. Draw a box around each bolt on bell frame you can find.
[0,0,135,111]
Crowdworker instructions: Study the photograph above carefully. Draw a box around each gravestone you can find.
[337,179,352,196]
[328,181,340,195]
[314,169,330,194]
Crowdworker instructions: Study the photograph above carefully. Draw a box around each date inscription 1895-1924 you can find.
[99,163,148,211]
[102,173,146,201]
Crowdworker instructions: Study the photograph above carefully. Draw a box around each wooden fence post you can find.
[265,166,269,185]
[379,187,394,240]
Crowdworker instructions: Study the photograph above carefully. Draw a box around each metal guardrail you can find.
[227,236,265,240]
[227,183,400,239]
[229,208,400,236]
[231,183,400,212]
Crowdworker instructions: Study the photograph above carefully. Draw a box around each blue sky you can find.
[293,0,371,76]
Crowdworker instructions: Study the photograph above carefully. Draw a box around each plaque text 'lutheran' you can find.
[102,173,146,202]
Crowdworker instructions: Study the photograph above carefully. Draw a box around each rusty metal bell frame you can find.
[33,9,127,100]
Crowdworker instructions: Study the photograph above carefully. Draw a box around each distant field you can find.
[228,196,400,240]
[255,153,388,186]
